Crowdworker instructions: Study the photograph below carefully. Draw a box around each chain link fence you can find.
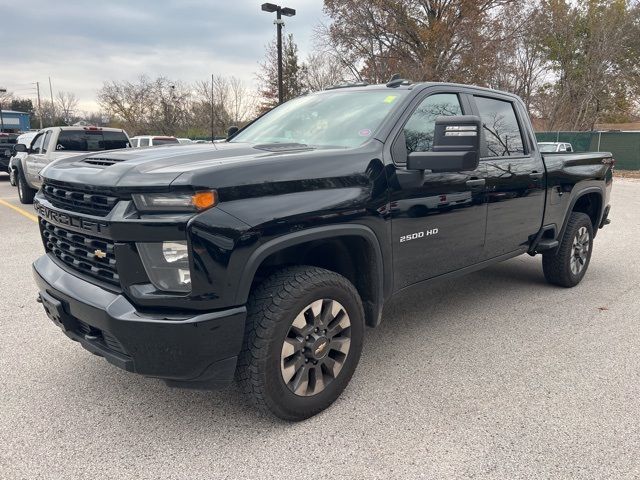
[535,131,640,170]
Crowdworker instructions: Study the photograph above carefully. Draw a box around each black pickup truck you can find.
[32,81,613,420]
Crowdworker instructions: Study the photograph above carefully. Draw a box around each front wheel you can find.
[236,266,365,421]
[9,167,17,186]
[542,212,594,287]
[17,166,36,204]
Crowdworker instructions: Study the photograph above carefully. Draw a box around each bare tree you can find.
[303,51,353,91]
[56,91,79,125]
[97,76,154,135]
[193,75,256,137]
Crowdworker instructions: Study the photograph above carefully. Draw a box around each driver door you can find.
[387,91,488,290]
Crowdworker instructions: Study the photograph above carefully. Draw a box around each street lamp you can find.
[0,87,6,133]
[261,3,296,104]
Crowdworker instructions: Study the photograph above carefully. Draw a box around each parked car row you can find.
[4,128,209,202]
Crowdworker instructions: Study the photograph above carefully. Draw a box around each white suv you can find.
[130,135,179,147]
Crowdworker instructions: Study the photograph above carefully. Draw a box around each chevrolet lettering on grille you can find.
[34,200,109,235]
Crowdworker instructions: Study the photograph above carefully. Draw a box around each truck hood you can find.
[40,143,320,190]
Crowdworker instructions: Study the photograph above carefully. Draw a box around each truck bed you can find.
[542,151,614,236]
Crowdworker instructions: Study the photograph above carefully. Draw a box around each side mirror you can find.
[227,126,239,138]
[406,115,481,173]
[14,143,27,153]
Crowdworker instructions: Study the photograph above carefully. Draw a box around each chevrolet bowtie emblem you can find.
[94,249,107,259]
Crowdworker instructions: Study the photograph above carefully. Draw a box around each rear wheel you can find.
[17,165,36,204]
[542,212,593,287]
[236,266,364,421]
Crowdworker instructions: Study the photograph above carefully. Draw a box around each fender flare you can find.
[233,224,386,327]
[559,186,605,239]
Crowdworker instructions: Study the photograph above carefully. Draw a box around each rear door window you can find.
[474,96,525,157]
[56,130,129,152]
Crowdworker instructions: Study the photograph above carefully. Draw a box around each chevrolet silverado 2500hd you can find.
[32,81,613,420]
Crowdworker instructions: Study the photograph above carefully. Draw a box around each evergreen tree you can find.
[257,33,307,113]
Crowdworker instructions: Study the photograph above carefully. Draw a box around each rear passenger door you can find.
[471,95,546,259]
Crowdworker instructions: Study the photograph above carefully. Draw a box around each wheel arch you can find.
[560,187,604,239]
[234,225,386,327]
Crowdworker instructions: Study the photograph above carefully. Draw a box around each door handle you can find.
[466,179,486,187]
[529,171,544,179]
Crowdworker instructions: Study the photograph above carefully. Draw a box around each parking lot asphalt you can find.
[0,174,639,479]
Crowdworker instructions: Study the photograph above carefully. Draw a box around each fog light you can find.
[137,241,191,293]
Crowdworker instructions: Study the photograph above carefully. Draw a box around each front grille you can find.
[76,320,127,355]
[41,219,119,286]
[42,183,119,217]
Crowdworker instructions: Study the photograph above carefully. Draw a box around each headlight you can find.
[137,241,191,292]
[132,191,217,212]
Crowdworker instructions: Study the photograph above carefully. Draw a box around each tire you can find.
[16,165,36,204]
[542,212,594,287]
[236,266,365,421]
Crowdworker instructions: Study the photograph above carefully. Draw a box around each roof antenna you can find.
[386,74,411,88]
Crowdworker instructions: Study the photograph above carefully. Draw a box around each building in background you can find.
[0,110,31,133]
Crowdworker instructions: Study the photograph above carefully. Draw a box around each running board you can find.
[534,239,559,251]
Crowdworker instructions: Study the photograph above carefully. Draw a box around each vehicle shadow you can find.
[51,256,550,432]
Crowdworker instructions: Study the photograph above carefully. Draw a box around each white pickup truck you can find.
[13,126,130,203]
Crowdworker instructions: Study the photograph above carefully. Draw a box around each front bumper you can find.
[33,254,247,388]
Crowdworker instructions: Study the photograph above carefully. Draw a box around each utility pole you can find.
[276,8,283,104]
[36,81,43,129]
[0,87,6,133]
[49,77,55,111]
[211,73,219,143]
[261,3,296,104]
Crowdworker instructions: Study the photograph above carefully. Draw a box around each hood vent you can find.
[83,157,126,166]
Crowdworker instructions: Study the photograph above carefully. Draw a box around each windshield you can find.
[231,90,408,148]
[56,130,130,151]
[538,143,558,152]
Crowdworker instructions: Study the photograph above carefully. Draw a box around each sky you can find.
[1,0,327,112]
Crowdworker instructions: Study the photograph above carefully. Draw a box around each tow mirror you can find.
[227,126,239,138]
[406,115,482,173]
[14,143,27,153]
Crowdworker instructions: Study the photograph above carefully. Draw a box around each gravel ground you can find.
[1,175,639,479]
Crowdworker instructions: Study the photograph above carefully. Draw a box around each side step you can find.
[535,238,559,252]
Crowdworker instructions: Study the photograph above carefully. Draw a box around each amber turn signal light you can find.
[191,191,218,210]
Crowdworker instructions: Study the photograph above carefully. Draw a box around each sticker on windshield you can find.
[383,95,398,104]
[359,129,372,137]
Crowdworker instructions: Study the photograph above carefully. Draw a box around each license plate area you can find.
[39,290,74,331]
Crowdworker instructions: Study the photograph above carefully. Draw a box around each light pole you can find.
[261,3,296,104]
[0,87,6,133]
